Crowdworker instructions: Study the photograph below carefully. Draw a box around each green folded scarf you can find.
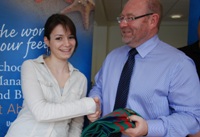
[81,108,141,137]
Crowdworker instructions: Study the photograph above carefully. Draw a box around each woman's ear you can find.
[44,36,49,47]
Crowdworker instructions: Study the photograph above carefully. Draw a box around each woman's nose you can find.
[63,37,70,46]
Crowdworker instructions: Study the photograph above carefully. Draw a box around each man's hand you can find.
[188,131,200,137]
[122,115,148,137]
[87,97,101,122]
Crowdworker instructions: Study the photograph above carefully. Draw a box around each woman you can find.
[5,13,98,137]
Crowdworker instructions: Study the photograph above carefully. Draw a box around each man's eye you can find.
[127,17,134,21]
[119,17,125,20]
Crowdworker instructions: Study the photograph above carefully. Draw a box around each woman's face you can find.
[44,24,76,61]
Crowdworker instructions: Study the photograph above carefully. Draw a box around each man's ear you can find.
[150,13,159,28]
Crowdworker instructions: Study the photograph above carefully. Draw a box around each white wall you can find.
[91,22,188,83]
[159,22,188,48]
[91,25,108,83]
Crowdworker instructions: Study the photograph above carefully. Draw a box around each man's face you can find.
[119,0,154,48]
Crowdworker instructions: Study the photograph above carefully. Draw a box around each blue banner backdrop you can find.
[188,0,200,45]
[0,0,95,136]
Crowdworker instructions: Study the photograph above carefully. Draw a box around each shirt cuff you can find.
[146,119,166,137]
[82,97,96,114]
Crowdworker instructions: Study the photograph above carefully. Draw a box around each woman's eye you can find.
[68,35,75,39]
[55,37,62,40]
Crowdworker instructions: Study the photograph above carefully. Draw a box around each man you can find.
[179,19,200,137]
[88,0,200,136]
[179,20,200,79]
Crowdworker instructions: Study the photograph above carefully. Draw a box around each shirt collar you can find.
[136,35,159,58]
[34,55,79,74]
[34,54,46,64]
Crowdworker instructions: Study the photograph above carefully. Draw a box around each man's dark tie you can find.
[110,48,138,137]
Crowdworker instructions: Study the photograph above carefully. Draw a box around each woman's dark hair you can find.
[44,13,78,50]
